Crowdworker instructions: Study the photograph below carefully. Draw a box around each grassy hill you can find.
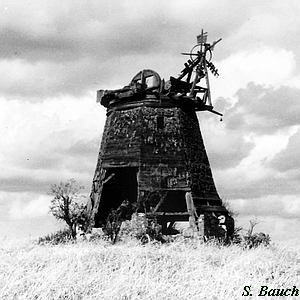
[0,238,299,299]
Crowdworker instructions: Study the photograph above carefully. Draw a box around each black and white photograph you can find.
[0,0,299,299]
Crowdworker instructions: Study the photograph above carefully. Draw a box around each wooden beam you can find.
[146,205,226,217]
[195,205,227,212]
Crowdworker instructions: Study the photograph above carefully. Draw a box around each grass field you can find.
[0,237,299,300]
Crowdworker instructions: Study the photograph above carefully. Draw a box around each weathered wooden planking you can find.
[89,90,223,226]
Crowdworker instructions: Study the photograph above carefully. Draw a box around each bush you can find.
[134,217,165,244]
[38,228,74,245]
[230,219,271,249]
[242,232,271,249]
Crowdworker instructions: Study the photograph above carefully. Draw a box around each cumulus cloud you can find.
[231,195,300,218]
[0,191,51,220]
[2,0,298,100]
[212,129,297,199]
[9,195,50,220]
[225,84,300,134]
[211,47,296,100]
[199,83,300,173]
[199,114,255,170]
[0,190,63,237]
[270,127,300,173]
[0,95,106,193]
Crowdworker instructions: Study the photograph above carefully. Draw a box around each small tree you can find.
[49,178,87,238]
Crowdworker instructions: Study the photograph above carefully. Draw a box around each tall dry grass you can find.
[0,237,299,299]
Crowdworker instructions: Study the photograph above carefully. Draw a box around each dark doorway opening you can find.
[95,167,138,225]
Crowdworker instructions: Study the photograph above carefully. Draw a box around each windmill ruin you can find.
[87,31,234,240]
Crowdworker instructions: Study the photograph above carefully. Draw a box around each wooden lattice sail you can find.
[87,31,234,237]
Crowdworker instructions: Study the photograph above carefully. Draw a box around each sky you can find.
[1,0,300,245]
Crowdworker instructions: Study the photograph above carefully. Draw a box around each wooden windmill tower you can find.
[87,31,233,238]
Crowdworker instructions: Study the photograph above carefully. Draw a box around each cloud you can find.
[199,113,255,170]
[0,191,51,220]
[0,95,105,193]
[209,127,296,199]
[230,195,300,218]
[1,177,57,194]
[216,165,300,200]
[227,84,300,134]
[0,27,77,62]
[2,1,298,100]
[0,1,173,99]
[0,57,110,99]
[199,83,300,172]
[270,127,300,173]
[9,196,50,220]
[211,47,296,100]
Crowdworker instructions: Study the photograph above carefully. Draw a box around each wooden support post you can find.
[185,192,199,238]
[197,214,204,240]
[88,171,115,230]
